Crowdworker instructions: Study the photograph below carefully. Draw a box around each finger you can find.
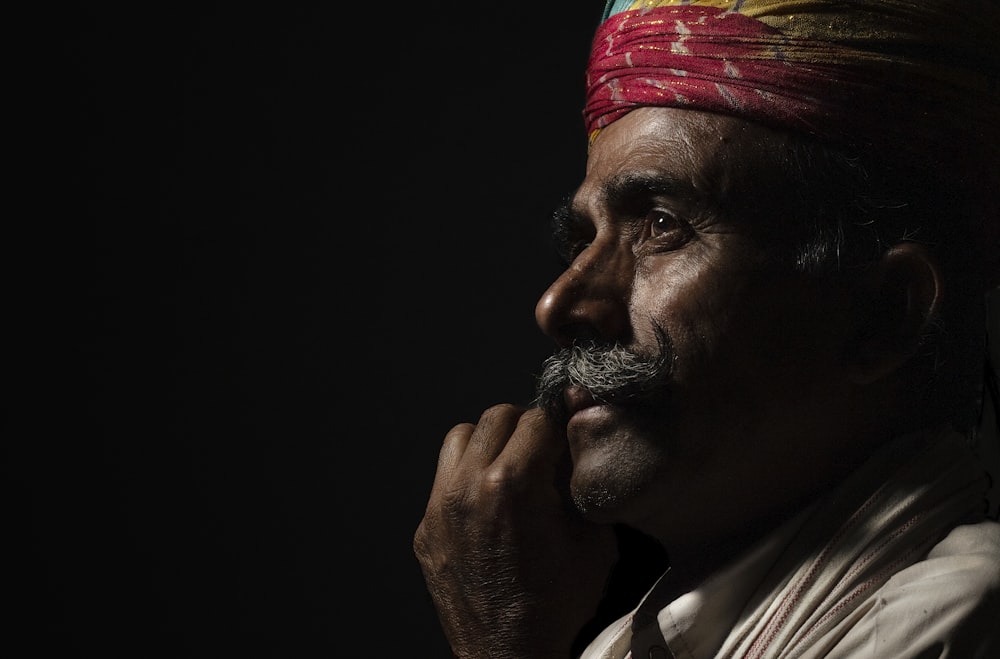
[425,421,474,502]
[462,403,528,464]
[498,407,566,475]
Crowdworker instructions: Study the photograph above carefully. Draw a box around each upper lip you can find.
[564,385,600,417]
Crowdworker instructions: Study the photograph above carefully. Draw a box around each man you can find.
[414,1,1000,657]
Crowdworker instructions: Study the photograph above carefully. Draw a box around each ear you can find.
[847,242,942,384]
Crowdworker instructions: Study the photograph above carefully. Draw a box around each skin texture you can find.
[413,106,941,658]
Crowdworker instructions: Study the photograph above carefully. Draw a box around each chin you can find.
[571,492,633,523]
[568,449,659,523]
[566,406,678,520]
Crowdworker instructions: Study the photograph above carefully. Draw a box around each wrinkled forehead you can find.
[577,106,807,234]
[584,107,761,193]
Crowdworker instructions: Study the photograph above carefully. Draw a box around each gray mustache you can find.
[534,333,674,420]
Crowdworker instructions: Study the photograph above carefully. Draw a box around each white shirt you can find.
[580,430,1000,658]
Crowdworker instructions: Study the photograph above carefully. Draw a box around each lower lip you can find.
[567,403,613,429]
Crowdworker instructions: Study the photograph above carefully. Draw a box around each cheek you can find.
[630,255,848,407]
[736,278,852,374]
[631,254,711,337]
[629,255,741,373]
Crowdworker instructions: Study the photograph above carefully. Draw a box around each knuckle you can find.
[478,402,525,424]
[444,422,474,442]
[481,462,524,496]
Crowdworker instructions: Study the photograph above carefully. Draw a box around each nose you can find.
[534,242,631,346]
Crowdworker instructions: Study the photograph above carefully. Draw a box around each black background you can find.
[13,3,642,657]
[19,4,1000,657]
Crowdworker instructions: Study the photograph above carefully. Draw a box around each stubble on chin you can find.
[567,429,669,520]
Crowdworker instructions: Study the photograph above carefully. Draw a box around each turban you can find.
[585,0,1000,276]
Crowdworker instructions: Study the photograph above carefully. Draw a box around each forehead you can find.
[578,107,796,218]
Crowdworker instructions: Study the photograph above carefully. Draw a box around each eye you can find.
[640,208,692,252]
[647,209,683,237]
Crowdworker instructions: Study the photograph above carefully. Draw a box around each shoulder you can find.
[827,519,1000,658]
[910,517,1000,580]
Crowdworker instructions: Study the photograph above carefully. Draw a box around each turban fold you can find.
[584,0,1000,276]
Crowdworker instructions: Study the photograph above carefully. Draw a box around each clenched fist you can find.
[414,404,619,659]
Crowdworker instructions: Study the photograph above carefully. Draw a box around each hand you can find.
[414,404,619,659]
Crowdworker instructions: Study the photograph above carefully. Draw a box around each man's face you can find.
[534,107,869,550]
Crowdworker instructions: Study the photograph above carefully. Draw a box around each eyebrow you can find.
[602,171,699,212]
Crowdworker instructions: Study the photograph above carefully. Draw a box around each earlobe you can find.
[848,242,942,384]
